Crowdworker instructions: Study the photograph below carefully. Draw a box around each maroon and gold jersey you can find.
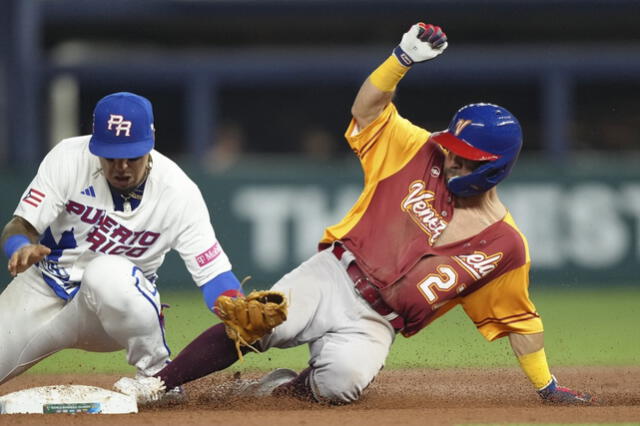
[320,103,542,340]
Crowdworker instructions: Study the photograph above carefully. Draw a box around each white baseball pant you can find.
[0,255,170,384]
[259,247,396,403]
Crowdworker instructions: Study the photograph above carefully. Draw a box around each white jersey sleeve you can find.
[168,173,232,287]
[14,140,75,233]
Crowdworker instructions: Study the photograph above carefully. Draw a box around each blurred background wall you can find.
[1,0,640,289]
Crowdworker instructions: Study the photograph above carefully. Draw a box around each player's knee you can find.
[312,364,372,404]
[82,255,137,299]
[81,256,160,332]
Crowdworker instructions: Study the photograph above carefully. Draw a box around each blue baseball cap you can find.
[89,92,155,159]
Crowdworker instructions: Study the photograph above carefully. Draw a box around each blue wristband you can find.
[3,234,31,258]
[393,46,414,67]
[200,270,243,312]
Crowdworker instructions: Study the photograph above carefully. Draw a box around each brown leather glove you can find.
[216,290,288,359]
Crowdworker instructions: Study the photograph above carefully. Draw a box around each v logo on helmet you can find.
[454,119,472,136]
[107,114,133,137]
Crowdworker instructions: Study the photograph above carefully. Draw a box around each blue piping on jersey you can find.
[131,266,171,357]
[200,270,242,312]
[42,273,80,300]
[38,227,78,300]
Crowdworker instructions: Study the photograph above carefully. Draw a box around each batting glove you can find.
[393,22,448,67]
[537,375,595,405]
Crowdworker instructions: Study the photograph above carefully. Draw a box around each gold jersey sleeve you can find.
[345,103,430,181]
[459,211,543,344]
[321,103,431,243]
[460,263,543,341]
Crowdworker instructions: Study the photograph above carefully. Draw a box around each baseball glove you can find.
[216,290,288,360]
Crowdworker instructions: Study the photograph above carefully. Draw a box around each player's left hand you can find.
[216,290,288,359]
[537,375,595,405]
[8,244,51,277]
[394,22,448,66]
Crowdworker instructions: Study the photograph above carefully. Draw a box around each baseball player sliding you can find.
[114,23,594,406]
[0,92,286,395]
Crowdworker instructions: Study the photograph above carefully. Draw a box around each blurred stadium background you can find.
[1,0,640,291]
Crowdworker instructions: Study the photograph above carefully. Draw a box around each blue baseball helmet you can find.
[89,92,155,159]
[430,103,522,197]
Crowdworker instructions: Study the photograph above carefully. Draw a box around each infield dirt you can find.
[1,366,638,425]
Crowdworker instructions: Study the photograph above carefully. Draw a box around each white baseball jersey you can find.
[14,135,232,299]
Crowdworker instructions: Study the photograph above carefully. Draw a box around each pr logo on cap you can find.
[107,114,132,137]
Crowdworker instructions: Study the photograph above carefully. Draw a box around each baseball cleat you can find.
[162,385,187,403]
[231,368,298,397]
[537,375,595,405]
[113,375,169,404]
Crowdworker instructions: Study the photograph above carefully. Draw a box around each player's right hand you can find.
[537,375,595,405]
[8,244,51,276]
[394,22,448,67]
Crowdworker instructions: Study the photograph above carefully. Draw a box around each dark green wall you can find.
[2,156,639,290]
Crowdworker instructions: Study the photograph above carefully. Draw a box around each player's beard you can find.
[101,156,152,196]
[108,177,146,201]
[110,177,137,192]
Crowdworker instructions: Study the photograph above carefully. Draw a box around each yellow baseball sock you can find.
[369,55,410,92]
[517,348,553,389]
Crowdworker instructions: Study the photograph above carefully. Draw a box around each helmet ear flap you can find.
[484,161,508,184]
[446,159,509,197]
[485,166,502,179]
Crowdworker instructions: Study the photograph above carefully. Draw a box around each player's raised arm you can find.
[351,22,448,130]
[1,215,50,277]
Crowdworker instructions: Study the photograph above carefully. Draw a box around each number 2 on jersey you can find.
[417,265,458,304]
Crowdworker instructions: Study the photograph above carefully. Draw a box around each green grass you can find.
[27,286,640,375]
